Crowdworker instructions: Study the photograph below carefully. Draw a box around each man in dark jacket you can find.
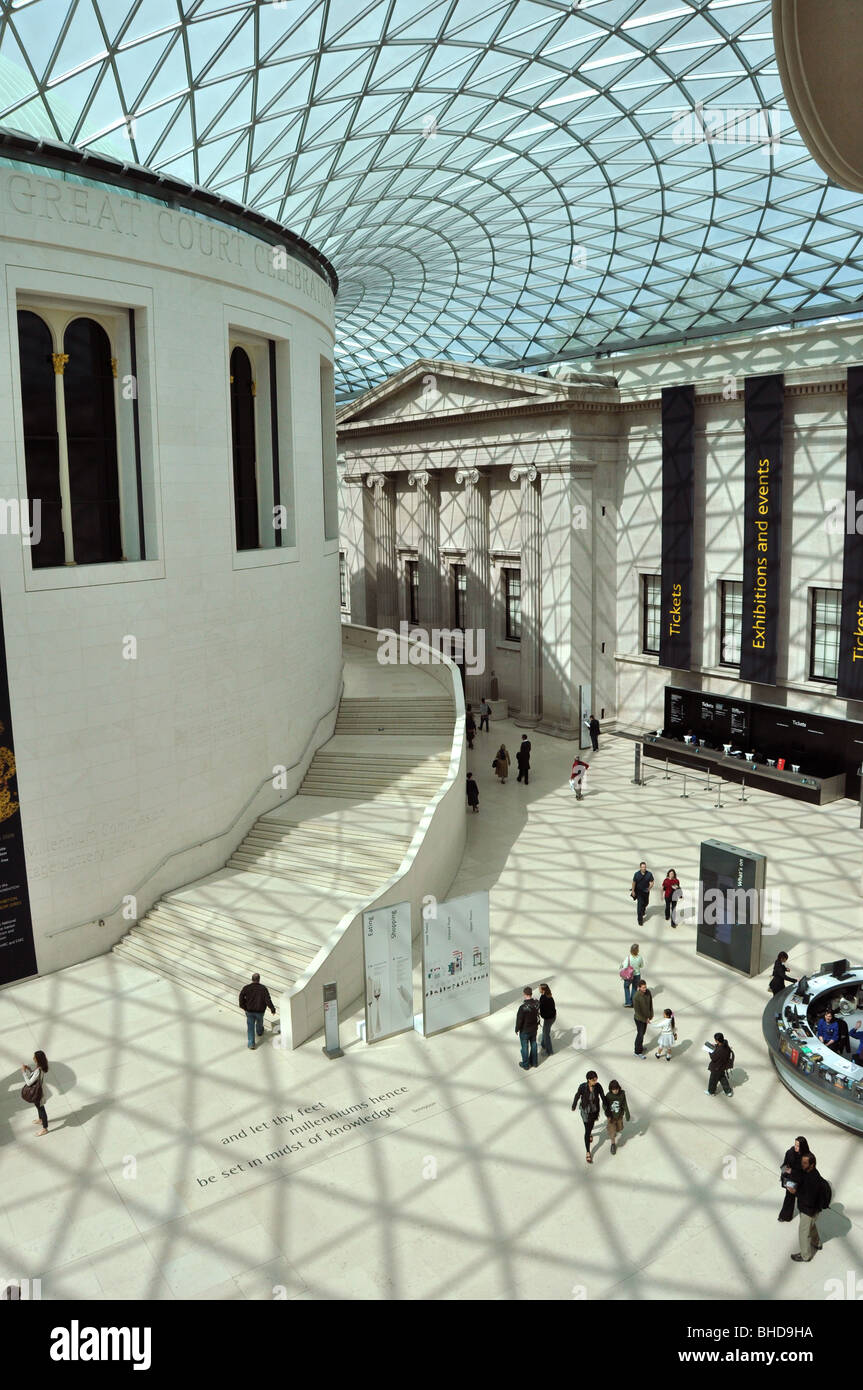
[239,972,276,1050]
[705,1031,734,1096]
[515,986,540,1070]
[516,735,532,784]
[631,862,654,925]
[633,979,653,1057]
[791,1152,829,1261]
[587,715,600,752]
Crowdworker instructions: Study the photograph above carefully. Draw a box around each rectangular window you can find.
[719,580,743,667]
[407,559,419,624]
[319,357,338,541]
[504,567,521,641]
[453,563,466,630]
[642,574,661,654]
[810,587,841,682]
[339,551,349,610]
[228,332,292,553]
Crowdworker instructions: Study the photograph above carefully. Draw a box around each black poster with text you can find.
[0,586,37,986]
[659,384,695,670]
[838,364,863,699]
[741,374,784,685]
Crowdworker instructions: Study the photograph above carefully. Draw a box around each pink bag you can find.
[619,965,634,981]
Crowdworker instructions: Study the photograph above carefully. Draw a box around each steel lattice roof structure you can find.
[4,0,863,398]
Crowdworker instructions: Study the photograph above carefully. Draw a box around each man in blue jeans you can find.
[515,986,540,1069]
[238,972,276,1049]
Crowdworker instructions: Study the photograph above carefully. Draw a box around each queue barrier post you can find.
[738,776,748,803]
[680,773,688,799]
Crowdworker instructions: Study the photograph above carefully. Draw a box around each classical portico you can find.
[338,359,620,736]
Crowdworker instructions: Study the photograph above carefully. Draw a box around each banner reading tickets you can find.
[363,901,413,1042]
[422,891,490,1037]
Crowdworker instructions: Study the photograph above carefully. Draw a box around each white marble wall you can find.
[0,165,341,974]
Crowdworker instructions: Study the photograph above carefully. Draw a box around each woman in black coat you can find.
[769,952,797,996]
[778,1135,810,1221]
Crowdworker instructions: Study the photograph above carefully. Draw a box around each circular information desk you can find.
[763,966,863,1134]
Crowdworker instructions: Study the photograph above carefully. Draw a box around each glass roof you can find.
[4,0,863,398]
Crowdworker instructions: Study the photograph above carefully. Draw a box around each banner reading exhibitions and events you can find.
[362,901,413,1043]
[0,585,37,986]
[422,891,490,1037]
[659,384,695,670]
[838,365,863,699]
[741,374,784,685]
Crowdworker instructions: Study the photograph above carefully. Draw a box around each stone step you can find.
[151,900,319,959]
[146,904,318,967]
[239,830,399,868]
[133,917,305,988]
[114,938,258,1016]
[227,850,385,889]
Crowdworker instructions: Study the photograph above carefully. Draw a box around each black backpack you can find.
[821,1178,833,1210]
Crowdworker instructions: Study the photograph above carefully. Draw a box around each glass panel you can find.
[229,345,259,551]
[63,317,122,565]
[17,311,64,569]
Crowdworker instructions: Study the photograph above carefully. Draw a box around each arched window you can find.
[230,346,259,550]
[16,311,64,568]
[63,318,122,564]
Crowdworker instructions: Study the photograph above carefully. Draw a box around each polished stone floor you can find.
[1,723,861,1300]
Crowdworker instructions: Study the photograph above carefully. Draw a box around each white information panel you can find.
[363,901,414,1042]
[422,891,491,1037]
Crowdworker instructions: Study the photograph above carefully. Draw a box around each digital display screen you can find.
[696,839,765,976]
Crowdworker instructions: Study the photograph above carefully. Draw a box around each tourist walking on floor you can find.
[662,868,681,926]
[704,1031,734,1096]
[779,1136,811,1222]
[494,744,510,784]
[769,951,798,996]
[538,982,556,1055]
[479,697,491,732]
[466,706,476,750]
[515,986,540,1069]
[619,943,645,1007]
[238,972,276,1049]
[516,735,531,784]
[653,1007,677,1060]
[21,1051,49,1136]
[587,714,600,752]
[572,1070,606,1163]
[604,1080,630,1155]
[631,862,654,925]
[466,772,479,813]
[791,1152,831,1262]
[633,979,653,1058]
[569,754,589,800]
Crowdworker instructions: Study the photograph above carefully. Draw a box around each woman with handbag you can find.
[778,1136,810,1221]
[571,1071,606,1164]
[21,1050,49,1136]
[662,869,681,926]
[493,745,510,784]
[619,944,645,1008]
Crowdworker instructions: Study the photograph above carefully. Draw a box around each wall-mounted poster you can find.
[362,901,413,1042]
[0,586,37,987]
[422,891,490,1037]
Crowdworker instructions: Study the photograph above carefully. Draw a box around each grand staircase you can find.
[113,687,454,1018]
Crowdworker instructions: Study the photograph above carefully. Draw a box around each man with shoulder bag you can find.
[791,1152,832,1262]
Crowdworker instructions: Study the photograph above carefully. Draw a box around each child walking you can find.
[654,1008,677,1060]
[604,1080,630,1156]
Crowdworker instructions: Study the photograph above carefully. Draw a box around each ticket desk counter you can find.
[643,735,846,805]
[763,964,863,1134]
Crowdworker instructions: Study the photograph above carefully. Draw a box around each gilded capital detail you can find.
[52,353,70,376]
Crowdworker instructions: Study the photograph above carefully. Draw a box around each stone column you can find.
[510,465,541,725]
[365,472,399,629]
[455,465,491,703]
[536,466,594,738]
[408,468,442,627]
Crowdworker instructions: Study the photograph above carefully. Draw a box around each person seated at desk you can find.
[815,1009,841,1051]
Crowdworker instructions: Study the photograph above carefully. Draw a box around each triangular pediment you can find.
[336,358,591,426]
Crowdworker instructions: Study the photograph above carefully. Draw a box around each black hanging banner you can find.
[659,384,695,670]
[740,374,784,685]
[0,585,37,986]
[838,365,863,699]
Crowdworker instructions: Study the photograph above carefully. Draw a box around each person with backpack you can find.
[790,1152,831,1262]
[538,982,556,1055]
[515,986,540,1070]
[493,744,510,784]
[604,1079,630,1155]
[571,1070,606,1163]
[768,951,797,996]
[704,1031,734,1096]
[20,1050,50,1136]
[619,944,645,1007]
[653,1007,677,1060]
[466,772,480,813]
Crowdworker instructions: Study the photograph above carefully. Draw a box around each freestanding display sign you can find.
[422,891,490,1037]
[579,683,592,751]
[363,901,413,1042]
[695,839,766,978]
